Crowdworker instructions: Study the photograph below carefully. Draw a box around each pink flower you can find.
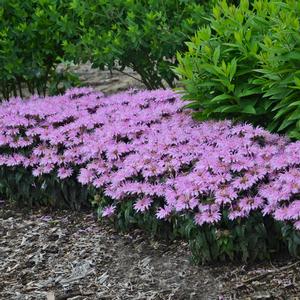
[294,220,300,231]
[239,196,264,212]
[78,168,94,184]
[194,205,221,225]
[57,167,73,179]
[102,205,116,217]
[133,197,153,212]
[32,167,44,177]
[156,206,172,219]
[228,203,249,220]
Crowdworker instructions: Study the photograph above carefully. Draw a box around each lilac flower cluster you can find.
[0,88,299,230]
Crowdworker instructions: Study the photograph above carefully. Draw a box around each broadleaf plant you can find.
[175,0,300,138]
[0,0,80,100]
[64,0,210,89]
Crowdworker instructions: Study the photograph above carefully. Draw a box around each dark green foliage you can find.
[255,2,300,138]
[175,0,300,138]
[0,166,90,210]
[0,0,80,100]
[93,195,174,240]
[48,68,82,96]
[281,224,300,258]
[172,212,296,264]
[63,0,210,89]
[186,214,287,263]
[94,196,300,263]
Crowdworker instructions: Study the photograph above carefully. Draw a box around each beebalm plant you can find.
[175,0,300,138]
[63,0,210,89]
[0,88,299,262]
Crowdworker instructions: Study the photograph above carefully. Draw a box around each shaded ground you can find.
[1,204,299,300]
[57,63,145,95]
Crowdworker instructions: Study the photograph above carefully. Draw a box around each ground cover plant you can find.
[175,0,300,138]
[0,88,299,262]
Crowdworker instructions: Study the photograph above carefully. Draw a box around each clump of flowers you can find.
[0,87,299,231]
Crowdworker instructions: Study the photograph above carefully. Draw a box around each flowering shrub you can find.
[0,88,299,261]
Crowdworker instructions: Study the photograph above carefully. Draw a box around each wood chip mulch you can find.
[1,202,299,300]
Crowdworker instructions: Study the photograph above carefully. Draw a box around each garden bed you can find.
[1,66,299,299]
[2,0,300,298]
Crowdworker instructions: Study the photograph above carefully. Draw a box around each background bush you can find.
[63,0,210,89]
[175,0,300,138]
[0,0,249,98]
[0,0,80,100]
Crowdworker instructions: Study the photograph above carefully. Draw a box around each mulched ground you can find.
[1,203,299,300]
[57,63,145,95]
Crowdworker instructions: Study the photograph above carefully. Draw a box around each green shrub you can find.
[175,0,300,137]
[255,1,300,138]
[0,0,80,100]
[63,0,210,89]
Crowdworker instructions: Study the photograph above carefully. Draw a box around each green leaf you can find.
[242,104,256,114]
[210,93,232,103]
[287,109,300,121]
[213,46,220,65]
[294,77,300,88]
[235,87,261,98]
[278,119,294,131]
[273,106,294,119]
[229,58,237,82]
[183,102,200,109]
[289,129,300,138]
[217,105,241,113]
